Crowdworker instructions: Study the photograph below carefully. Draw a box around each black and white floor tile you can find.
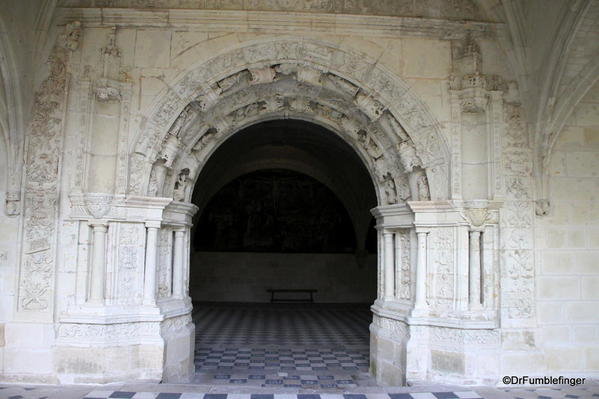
[192,303,373,389]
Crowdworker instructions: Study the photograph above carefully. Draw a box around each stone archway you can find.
[129,38,450,203]
[123,38,451,384]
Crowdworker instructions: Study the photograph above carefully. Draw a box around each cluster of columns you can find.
[379,225,485,313]
[87,219,188,305]
[380,228,428,311]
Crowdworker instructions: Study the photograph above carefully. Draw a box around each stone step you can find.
[83,391,484,399]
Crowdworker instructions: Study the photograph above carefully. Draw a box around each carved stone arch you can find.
[130,38,450,203]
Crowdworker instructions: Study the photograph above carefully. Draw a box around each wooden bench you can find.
[266,289,318,303]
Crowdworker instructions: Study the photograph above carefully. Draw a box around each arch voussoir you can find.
[131,39,450,203]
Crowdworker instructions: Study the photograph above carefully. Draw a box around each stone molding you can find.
[69,193,172,223]
[56,8,498,40]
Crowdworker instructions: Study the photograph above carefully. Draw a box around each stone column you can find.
[172,229,186,298]
[89,221,108,304]
[143,221,161,305]
[184,226,191,297]
[377,228,383,300]
[469,229,482,309]
[414,229,428,311]
[394,232,402,300]
[383,231,395,301]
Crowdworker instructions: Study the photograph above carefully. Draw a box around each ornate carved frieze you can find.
[427,325,500,346]
[373,314,410,337]
[57,321,160,344]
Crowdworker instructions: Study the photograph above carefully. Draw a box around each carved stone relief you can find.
[373,314,409,338]
[427,228,455,312]
[17,23,81,313]
[500,98,535,322]
[130,40,449,203]
[115,223,145,305]
[397,230,412,300]
[161,314,193,336]
[57,321,159,343]
[157,228,173,299]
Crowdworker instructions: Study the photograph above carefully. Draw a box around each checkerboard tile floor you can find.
[1,380,598,399]
[192,303,373,389]
[193,303,371,346]
[194,347,370,372]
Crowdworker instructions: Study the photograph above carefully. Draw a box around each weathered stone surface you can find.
[0,0,597,388]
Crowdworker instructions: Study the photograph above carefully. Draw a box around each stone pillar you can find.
[469,229,482,309]
[172,229,186,298]
[89,221,108,304]
[383,231,395,301]
[414,229,428,311]
[184,226,192,297]
[143,221,161,305]
[394,232,402,300]
[377,228,383,300]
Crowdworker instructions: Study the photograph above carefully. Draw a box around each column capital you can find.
[89,220,109,229]
[145,220,162,229]
[415,228,430,234]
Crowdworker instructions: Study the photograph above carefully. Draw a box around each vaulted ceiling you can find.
[477,0,599,195]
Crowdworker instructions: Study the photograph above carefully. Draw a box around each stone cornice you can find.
[55,8,501,40]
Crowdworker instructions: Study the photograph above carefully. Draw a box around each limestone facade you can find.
[0,0,598,386]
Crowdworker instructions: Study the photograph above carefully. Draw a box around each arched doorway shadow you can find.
[188,120,378,387]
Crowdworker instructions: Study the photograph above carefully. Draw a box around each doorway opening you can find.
[189,120,378,388]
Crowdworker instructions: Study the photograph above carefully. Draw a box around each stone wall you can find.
[0,1,597,386]
[190,252,377,303]
[535,80,599,376]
